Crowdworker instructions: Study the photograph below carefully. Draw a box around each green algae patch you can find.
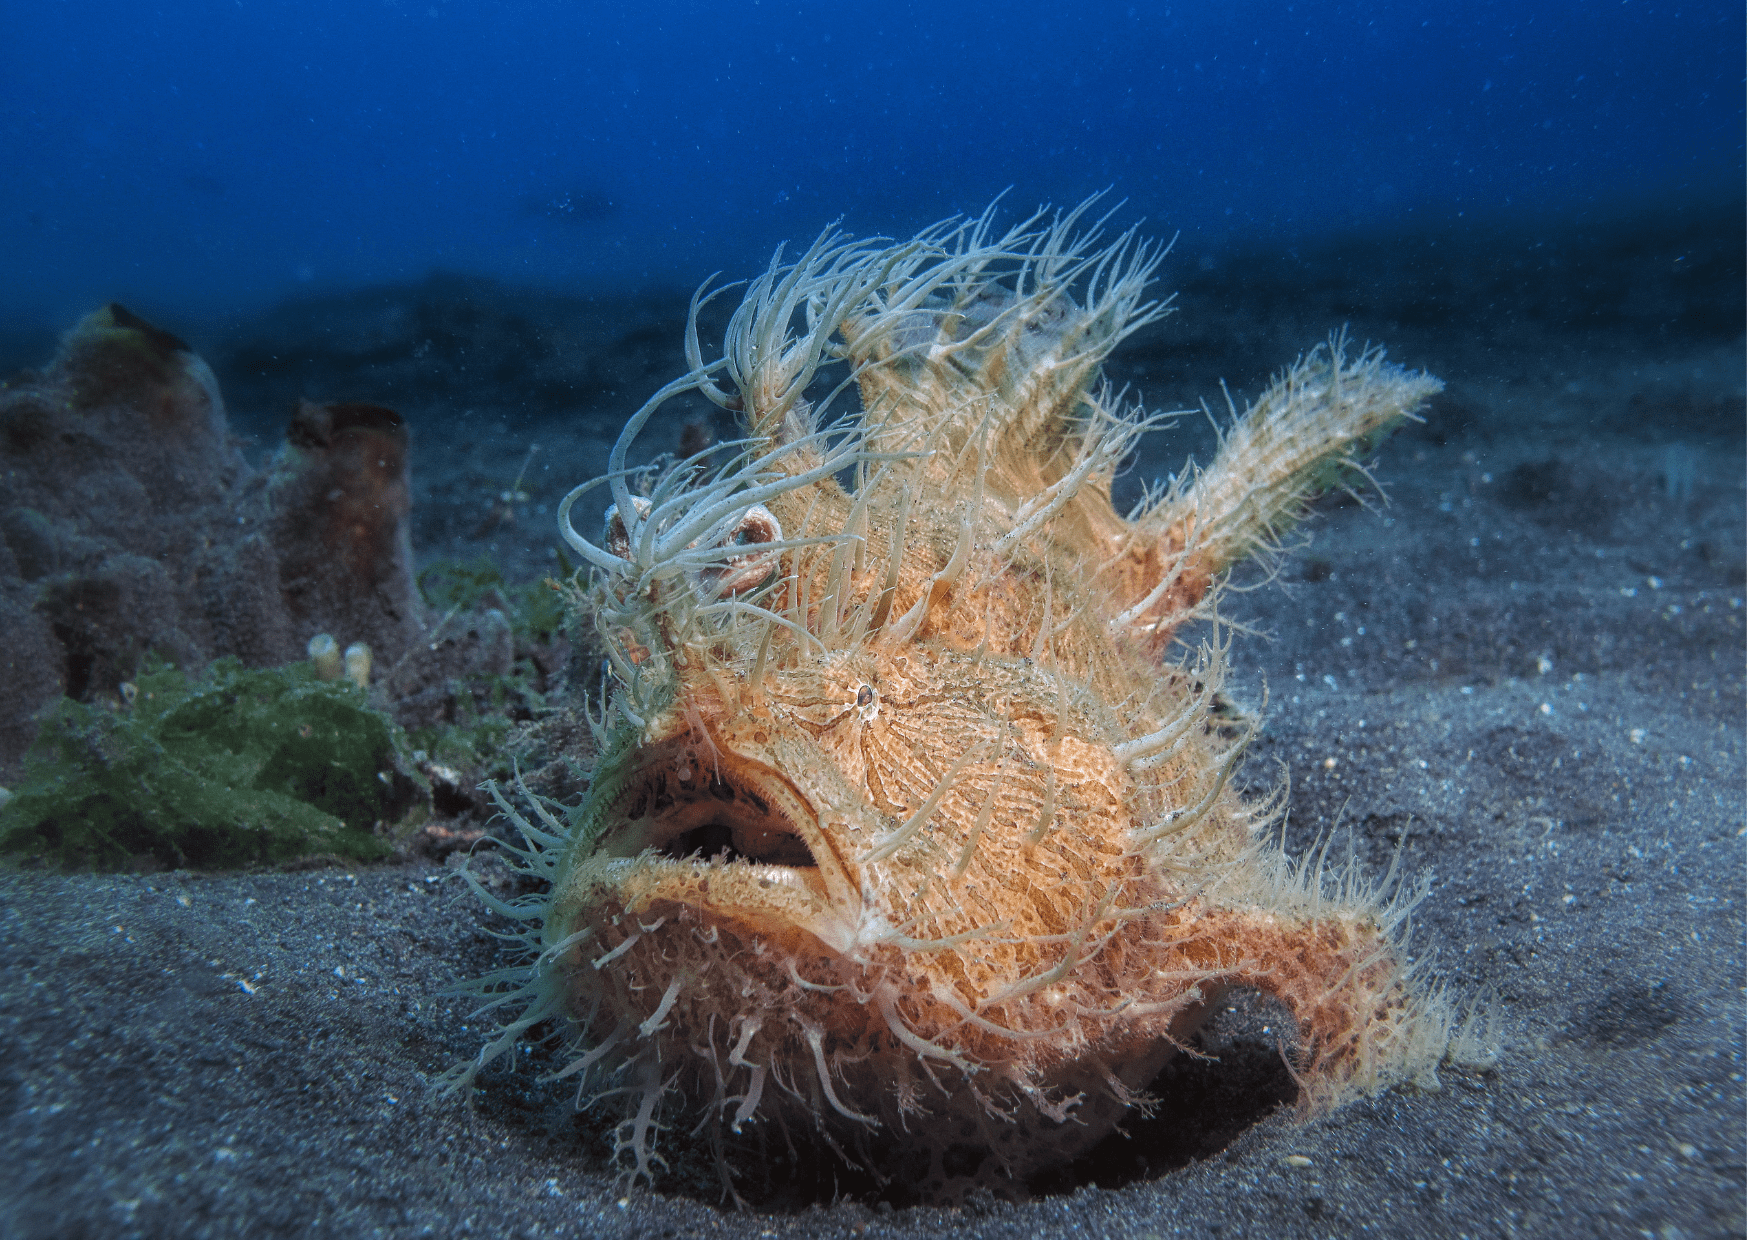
[0,656,423,870]
[417,556,569,645]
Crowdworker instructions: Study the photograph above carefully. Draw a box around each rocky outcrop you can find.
[0,304,513,779]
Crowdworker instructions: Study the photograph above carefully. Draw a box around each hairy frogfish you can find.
[448,200,1485,1203]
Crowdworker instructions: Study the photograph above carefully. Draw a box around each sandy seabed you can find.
[2,204,1743,1239]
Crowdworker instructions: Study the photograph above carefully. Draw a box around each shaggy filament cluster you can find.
[445,199,1480,1203]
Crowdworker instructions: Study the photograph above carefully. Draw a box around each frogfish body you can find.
[452,202,1468,1203]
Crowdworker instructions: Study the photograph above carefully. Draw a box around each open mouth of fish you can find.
[581,740,865,955]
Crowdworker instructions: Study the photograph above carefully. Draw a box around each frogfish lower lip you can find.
[578,744,860,952]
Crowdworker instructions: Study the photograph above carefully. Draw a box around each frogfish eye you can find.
[705,503,783,595]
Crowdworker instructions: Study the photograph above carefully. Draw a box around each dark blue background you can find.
[3,0,1740,326]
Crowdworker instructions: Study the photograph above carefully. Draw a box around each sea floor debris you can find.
[0,304,575,860]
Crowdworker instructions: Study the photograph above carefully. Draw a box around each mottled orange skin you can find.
[466,209,1452,1201]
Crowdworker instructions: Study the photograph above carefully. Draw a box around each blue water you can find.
[3,0,1740,327]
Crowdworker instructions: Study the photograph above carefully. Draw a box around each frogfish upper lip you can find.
[582,743,861,952]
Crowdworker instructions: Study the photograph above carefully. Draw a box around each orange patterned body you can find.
[455,203,1465,1201]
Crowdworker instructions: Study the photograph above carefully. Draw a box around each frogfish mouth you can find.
[449,200,1473,1203]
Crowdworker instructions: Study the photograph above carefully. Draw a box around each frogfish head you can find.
[453,201,1456,1204]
